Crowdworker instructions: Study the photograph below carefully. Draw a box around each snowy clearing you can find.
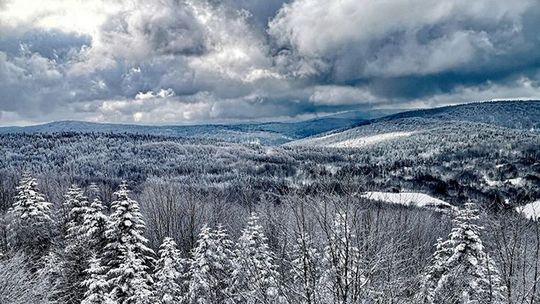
[327,131,416,148]
[516,200,540,220]
[507,177,525,186]
[483,176,525,187]
[287,130,417,147]
[361,191,455,211]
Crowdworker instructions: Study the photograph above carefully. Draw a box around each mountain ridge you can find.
[1,100,538,145]
[0,108,397,145]
[287,100,540,147]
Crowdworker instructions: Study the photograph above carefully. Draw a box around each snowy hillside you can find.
[288,100,540,148]
[0,110,381,145]
[375,100,540,131]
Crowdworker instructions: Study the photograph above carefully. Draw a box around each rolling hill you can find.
[1,100,538,146]
[0,109,395,145]
[288,100,540,148]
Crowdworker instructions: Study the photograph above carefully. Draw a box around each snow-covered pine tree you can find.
[319,211,366,304]
[54,185,93,304]
[231,214,282,304]
[422,202,506,304]
[82,197,110,255]
[187,225,235,304]
[154,237,184,304]
[7,174,53,262]
[289,231,320,304]
[109,245,153,304]
[81,255,116,304]
[104,181,154,303]
[417,237,453,304]
[62,184,90,235]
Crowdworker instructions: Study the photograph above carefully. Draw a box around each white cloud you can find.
[135,88,175,100]
[309,86,376,105]
[0,0,122,36]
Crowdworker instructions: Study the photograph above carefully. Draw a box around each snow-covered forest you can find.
[0,175,515,303]
[0,112,539,303]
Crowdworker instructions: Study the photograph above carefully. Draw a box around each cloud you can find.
[268,0,540,81]
[99,0,207,59]
[0,0,539,125]
[0,28,91,60]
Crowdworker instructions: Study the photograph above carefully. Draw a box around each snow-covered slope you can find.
[0,110,385,145]
[287,100,540,148]
[294,131,416,148]
[375,100,540,131]
[2,100,537,146]
[361,191,455,211]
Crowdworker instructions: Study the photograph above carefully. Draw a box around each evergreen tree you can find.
[187,225,235,304]
[231,215,282,304]
[289,232,321,304]
[81,255,116,304]
[54,185,93,304]
[417,237,453,304]
[7,174,53,262]
[82,197,109,255]
[154,237,184,304]
[319,211,366,304]
[104,182,154,303]
[421,203,506,303]
[109,245,153,304]
[62,184,90,235]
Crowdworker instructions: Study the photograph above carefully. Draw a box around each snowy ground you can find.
[516,200,540,220]
[483,176,525,187]
[291,131,416,148]
[361,191,455,211]
[327,131,416,148]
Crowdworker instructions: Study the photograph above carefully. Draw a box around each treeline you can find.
[2,175,539,303]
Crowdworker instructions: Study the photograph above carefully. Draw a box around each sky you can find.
[0,0,539,126]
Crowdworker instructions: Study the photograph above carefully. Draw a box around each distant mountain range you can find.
[1,100,538,146]
[0,109,397,145]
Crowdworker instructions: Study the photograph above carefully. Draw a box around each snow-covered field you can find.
[290,131,416,148]
[361,191,454,211]
[516,200,540,220]
[327,131,416,148]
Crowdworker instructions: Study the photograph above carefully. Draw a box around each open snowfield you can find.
[289,131,416,148]
[327,131,416,148]
[361,191,454,211]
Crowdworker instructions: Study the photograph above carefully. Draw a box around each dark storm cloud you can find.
[0,0,539,125]
[269,0,540,100]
